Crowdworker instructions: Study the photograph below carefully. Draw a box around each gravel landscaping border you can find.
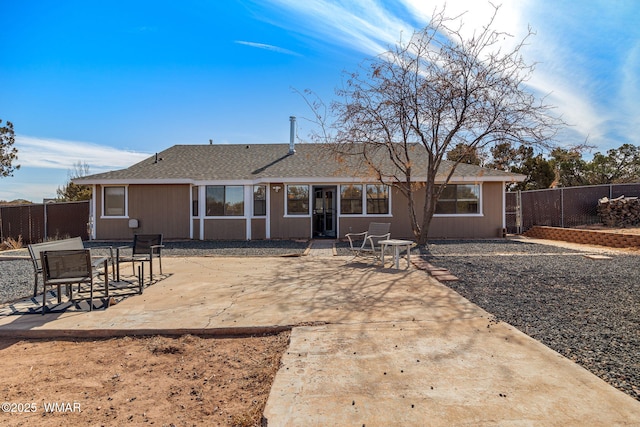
[423,239,640,402]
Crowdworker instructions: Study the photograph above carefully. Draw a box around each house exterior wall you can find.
[338,183,504,239]
[204,219,246,240]
[95,184,190,240]
[93,181,506,240]
[251,218,266,240]
[266,183,312,239]
[428,181,504,238]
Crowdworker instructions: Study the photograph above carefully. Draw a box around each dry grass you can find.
[0,235,23,251]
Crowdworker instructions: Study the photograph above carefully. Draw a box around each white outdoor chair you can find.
[345,222,391,259]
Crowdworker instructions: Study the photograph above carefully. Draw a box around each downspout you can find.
[90,185,97,240]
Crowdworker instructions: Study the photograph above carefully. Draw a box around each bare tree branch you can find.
[303,4,563,244]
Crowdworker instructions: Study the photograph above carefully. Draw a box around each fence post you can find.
[516,190,522,234]
[43,202,48,241]
[560,188,564,228]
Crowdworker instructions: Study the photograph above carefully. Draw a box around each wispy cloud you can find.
[260,0,412,55]
[260,0,528,58]
[235,40,302,56]
[259,0,640,153]
[15,135,149,172]
[616,40,640,146]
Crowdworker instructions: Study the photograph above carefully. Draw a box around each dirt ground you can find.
[574,224,640,234]
[0,332,290,427]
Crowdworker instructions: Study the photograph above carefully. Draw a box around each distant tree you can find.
[56,161,92,201]
[512,150,555,190]
[308,5,561,244]
[485,142,519,172]
[0,119,20,177]
[446,143,485,166]
[549,147,589,187]
[585,144,640,184]
[486,142,554,190]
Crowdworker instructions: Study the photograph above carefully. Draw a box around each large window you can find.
[206,185,244,216]
[103,186,126,217]
[340,184,363,214]
[435,184,480,214]
[366,184,389,214]
[287,185,309,215]
[253,185,266,216]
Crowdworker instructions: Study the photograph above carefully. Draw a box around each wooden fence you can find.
[0,201,90,244]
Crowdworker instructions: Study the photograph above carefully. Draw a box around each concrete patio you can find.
[1,254,639,425]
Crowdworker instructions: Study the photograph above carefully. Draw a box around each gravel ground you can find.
[423,239,640,402]
[85,239,310,257]
[0,240,309,305]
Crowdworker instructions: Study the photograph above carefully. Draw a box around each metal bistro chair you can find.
[345,222,391,260]
[116,234,164,282]
[40,249,107,315]
[28,237,115,297]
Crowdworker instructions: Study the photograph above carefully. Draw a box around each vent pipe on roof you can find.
[289,116,296,155]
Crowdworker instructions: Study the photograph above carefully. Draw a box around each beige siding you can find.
[429,182,504,238]
[269,183,285,238]
[284,183,505,240]
[204,219,246,240]
[268,183,312,239]
[388,183,505,239]
[251,218,266,240]
[95,181,506,241]
[95,184,190,240]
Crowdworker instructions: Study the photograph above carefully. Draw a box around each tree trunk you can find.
[417,181,438,246]
[401,180,422,241]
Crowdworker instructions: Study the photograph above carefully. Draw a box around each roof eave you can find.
[74,173,526,185]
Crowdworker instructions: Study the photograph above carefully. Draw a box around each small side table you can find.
[379,239,414,269]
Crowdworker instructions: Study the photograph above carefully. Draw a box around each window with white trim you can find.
[340,184,363,214]
[366,184,389,214]
[103,186,126,217]
[435,184,480,214]
[206,185,244,216]
[286,185,309,215]
[192,186,199,216]
[253,185,266,216]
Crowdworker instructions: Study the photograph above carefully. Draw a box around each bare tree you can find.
[0,119,20,178]
[310,5,561,245]
[57,161,92,201]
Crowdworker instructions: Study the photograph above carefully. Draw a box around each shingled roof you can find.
[75,143,525,184]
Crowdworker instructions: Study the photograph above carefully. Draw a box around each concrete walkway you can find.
[307,239,336,257]
[1,254,639,425]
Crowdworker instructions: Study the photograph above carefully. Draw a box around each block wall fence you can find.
[524,226,640,249]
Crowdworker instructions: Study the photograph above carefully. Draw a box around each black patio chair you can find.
[116,234,164,282]
[40,249,107,314]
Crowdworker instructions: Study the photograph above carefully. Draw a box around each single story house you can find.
[75,142,525,241]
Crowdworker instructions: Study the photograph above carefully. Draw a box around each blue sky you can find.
[1,0,639,202]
